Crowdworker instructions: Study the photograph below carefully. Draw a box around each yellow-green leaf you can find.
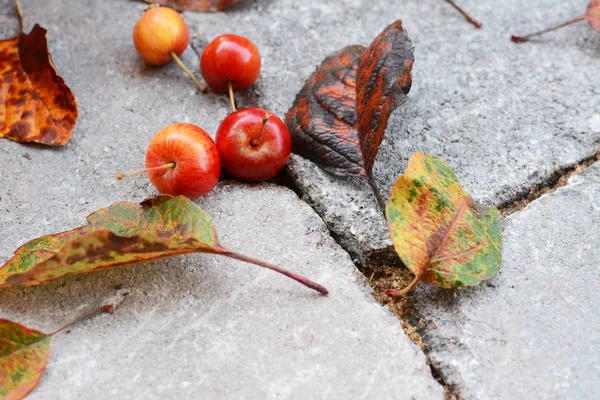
[0,306,113,400]
[0,196,327,295]
[385,152,502,295]
[0,320,51,400]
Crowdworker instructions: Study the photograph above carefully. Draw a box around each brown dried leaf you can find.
[142,0,241,12]
[286,20,414,180]
[0,24,78,146]
[356,20,414,175]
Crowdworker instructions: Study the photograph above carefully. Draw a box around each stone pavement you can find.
[411,163,600,399]
[0,0,598,399]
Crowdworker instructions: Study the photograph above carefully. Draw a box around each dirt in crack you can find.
[363,266,462,400]
[500,150,600,217]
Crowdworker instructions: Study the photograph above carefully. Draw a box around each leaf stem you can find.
[51,305,114,336]
[250,113,271,147]
[385,273,421,297]
[170,52,207,92]
[15,0,24,34]
[228,81,237,112]
[116,162,175,180]
[367,172,387,216]
[215,247,328,295]
[444,0,482,28]
[511,14,586,43]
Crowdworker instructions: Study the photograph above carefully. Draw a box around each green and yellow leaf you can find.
[0,320,52,400]
[386,152,502,295]
[0,196,327,294]
[0,306,113,400]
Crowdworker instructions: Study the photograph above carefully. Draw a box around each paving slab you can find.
[409,162,600,399]
[0,1,441,398]
[0,184,442,399]
[183,0,600,265]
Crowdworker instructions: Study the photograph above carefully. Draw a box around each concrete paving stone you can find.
[185,0,599,265]
[0,0,442,398]
[0,184,443,399]
[409,162,600,399]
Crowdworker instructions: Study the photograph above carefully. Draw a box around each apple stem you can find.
[145,3,161,11]
[170,52,207,93]
[228,81,237,112]
[385,272,422,297]
[116,162,175,180]
[14,0,24,34]
[444,0,482,28]
[510,14,586,43]
[50,305,114,336]
[250,113,271,147]
[215,246,329,295]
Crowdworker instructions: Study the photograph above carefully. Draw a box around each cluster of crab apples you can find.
[118,5,292,198]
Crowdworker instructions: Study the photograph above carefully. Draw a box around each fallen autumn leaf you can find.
[385,152,502,296]
[0,196,328,295]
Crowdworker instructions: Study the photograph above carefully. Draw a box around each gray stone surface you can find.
[187,0,599,265]
[0,1,441,398]
[410,162,600,399]
[1,184,442,399]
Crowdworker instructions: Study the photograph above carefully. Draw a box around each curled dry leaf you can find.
[142,0,241,12]
[385,153,502,296]
[286,20,413,209]
[0,196,327,295]
[0,24,78,146]
[0,305,113,400]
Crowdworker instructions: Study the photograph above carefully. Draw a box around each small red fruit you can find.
[133,6,189,66]
[216,108,291,182]
[118,123,221,198]
[200,34,261,93]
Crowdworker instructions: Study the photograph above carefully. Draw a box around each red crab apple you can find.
[133,5,205,91]
[200,34,261,110]
[117,123,221,198]
[216,108,291,182]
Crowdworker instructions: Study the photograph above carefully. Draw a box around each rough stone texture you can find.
[0,1,441,398]
[187,0,599,265]
[0,184,442,399]
[410,162,600,399]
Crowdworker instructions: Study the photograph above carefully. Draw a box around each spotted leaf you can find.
[385,153,502,295]
[0,320,51,400]
[0,306,113,400]
[0,196,327,295]
[0,24,78,146]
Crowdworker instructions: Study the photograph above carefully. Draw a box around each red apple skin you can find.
[133,6,189,66]
[200,34,261,93]
[146,123,221,198]
[216,108,291,182]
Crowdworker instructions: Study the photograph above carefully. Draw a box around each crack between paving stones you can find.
[278,151,600,399]
[277,170,454,397]
[190,35,596,397]
[499,150,600,217]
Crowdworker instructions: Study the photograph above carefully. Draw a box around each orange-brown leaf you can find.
[286,20,413,179]
[356,20,413,174]
[0,24,78,146]
[286,45,366,177]
[142,0,241,12]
